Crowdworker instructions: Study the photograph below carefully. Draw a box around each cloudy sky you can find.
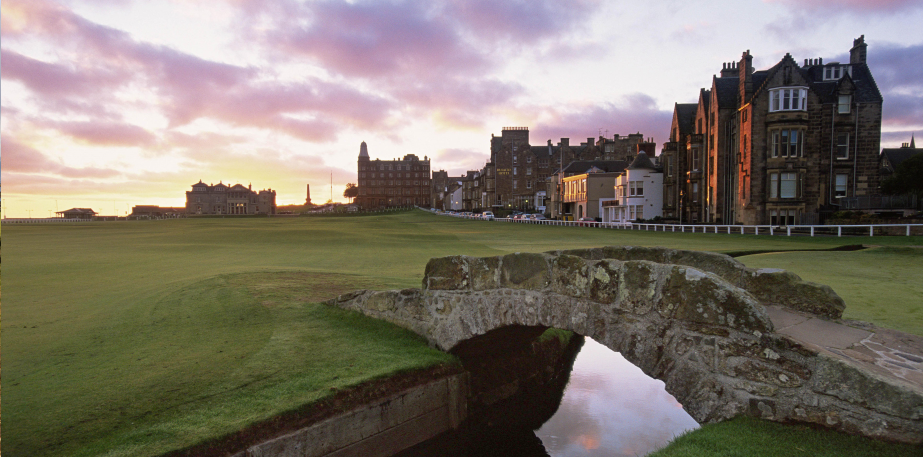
[2,0,921,217]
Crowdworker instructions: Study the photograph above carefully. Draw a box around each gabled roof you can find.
[713,76,739,109]
[881,148,922,170]
[752,53,883,105]
[674,104,697,136]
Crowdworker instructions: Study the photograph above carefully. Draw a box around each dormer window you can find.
[823,65,851,81]
[769,87,807,112]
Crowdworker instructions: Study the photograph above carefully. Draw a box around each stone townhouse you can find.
[356,142,432,209]
[186,181,276,215]
[662,36,883,225]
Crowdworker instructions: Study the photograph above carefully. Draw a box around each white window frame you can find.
[836,133,850,159]
[769,87,808,112]
[838,95,851,114]
[629,181,644,197]
[824,65,851,81]
[835,174,848,198]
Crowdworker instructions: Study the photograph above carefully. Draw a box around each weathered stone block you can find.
[812,355,923,420]
[468,256,500,291]
[500,253,551,290]
[588,260,621,304]
[663,266,773,334]
[550,255,589,297]
[745,269,845,319]
[617,261,658,315]
[424,256,469,290]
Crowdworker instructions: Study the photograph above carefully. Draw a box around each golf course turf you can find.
[3,210,921,456]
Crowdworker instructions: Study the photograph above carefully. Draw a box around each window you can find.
[513,167,518,176]
[692,148,701,171]
[838,95,851,114]
[692,182,699,202]
[527,168,532,175]
[605,144,614,153]
[527,156,532,163]
[770,209,797,226]
[527,181,532,189]
[667,157,673,177]
[780,172,797,198]
[824,65,851,81]
[769,87,808,112]
[835,174,848,198]
[629,181,644,197]
[771,129,803,158]
[513,180,518,189]
[770,172,799,199]
[836,133,850,159]
[513,155,518,164]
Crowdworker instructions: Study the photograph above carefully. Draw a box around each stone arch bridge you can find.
[327,247,922,444]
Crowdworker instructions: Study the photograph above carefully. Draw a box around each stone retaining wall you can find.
[327,248,922,443]
[233,374,468,457]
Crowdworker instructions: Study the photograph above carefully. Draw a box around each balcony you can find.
[564,192,586,202]
[686,134,704,146]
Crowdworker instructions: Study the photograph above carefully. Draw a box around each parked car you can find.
[482,211,495,220]
[530,214,547,221]
[577,217,596,227]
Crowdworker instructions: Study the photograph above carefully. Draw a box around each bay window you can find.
[769,87,808,112]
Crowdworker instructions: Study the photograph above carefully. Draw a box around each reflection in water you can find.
[536,338,699,456]
[397,334,698,457]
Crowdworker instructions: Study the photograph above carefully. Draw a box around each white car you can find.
[482,211,495,220]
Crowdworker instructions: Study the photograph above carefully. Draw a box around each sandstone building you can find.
[186,181,276,215]
[356,141,432,209]
[661,36,882,225]
[483,127,654,213]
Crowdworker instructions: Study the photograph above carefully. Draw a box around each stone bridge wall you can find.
[327,248,922,443]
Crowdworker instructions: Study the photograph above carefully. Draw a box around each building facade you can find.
[186,181,276,215]
[663,36,883,225]
[356,142,432,209]
[607,153,664,224]
[483,127,653,214]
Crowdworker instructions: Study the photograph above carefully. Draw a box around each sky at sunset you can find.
[2,0,922,217]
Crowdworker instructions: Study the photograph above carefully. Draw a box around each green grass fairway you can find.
[649,416,921,457]
[4,210,922,456]
[738,247,923,335]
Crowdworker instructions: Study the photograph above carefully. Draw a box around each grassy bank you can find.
[649,416,921,457]
[4,210,921,455]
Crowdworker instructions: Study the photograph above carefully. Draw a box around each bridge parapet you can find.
[326,248,922,443]
[549,246,845,318]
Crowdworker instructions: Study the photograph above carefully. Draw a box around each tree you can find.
[343,183,359,203]
[881,153,923,197]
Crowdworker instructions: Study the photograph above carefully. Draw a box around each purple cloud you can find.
[766,0,923,14]
[530,93,672,149]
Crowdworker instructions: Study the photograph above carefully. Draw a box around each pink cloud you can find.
[1,134,122,178]
[44,120,157,147]
[2,0,396,142]
[765,0,923,13]
[0,48,129,96]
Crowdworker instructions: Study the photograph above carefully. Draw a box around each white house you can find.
[604,153,663,225]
